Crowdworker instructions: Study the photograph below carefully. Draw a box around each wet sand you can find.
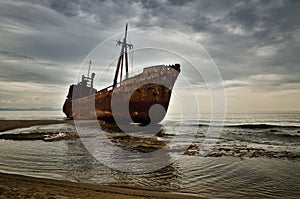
[0,120,205,198]
[0,120,73,132]
[0,172,204,199]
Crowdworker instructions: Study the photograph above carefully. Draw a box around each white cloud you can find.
[254,45,280,57]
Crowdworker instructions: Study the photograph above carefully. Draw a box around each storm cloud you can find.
[0,0,299,111]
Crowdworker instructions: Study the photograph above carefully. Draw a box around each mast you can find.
[113,23,133,88]
[87,60,92,78]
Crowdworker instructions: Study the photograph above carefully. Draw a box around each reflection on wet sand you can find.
[61,124,181,191]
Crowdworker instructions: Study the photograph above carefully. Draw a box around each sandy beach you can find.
[0,120,205,198]
[0,120,73,132]
[0,172,204,199]
[1,118,299,198]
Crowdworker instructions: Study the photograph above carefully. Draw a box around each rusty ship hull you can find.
[63,64,180,124]
[63,24,180,124]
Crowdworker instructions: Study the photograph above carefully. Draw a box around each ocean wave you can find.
[193,123,300,129]
[227,124,300,129]
[183,144,300,159]
[262,131,300,139]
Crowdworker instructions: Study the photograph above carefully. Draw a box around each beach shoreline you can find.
[0,172,205,199]
[0,116,299,198]
[0,120,206,198]
[0,120,73,132]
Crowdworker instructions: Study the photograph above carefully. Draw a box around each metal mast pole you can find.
[87,60,92,77]
[113,23,132,88]
[124,24,129,79]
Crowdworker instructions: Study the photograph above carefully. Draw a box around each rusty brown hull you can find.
[63,64,180,124]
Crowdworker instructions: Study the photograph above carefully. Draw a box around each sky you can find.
[0,0,299,113]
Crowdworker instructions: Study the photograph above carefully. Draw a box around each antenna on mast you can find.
[87,60,92,77]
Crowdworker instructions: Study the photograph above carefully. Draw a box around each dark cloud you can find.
[0,50,34,61]
[196,0,300,85]
[49,0,81,17]
[0,0,299,109]
[166,0,196,6]
[0,60,76,85]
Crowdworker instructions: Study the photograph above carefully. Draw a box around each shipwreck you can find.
[63,24,180,124]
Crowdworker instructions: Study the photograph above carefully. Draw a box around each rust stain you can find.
[63,64,180,124]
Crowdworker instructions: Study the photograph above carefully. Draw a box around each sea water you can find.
[0,111,299,198]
